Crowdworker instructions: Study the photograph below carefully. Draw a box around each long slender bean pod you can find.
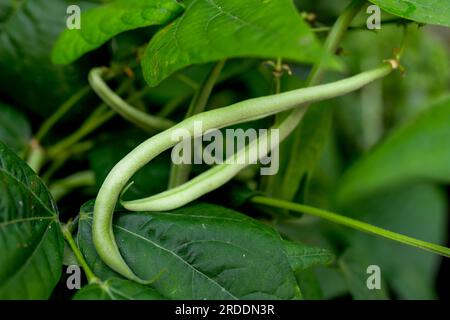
[89,67,175,133]
[93,63,395,281]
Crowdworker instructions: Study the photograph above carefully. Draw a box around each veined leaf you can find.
[0,102,31,154]
[142,0,340,86]
[282,240,333,272]
[0,141,64,299]
[78,201,311,299]
[337,95,450,205]
[52,0,184,64]
[369,0,450,27]
[74,278,165,300]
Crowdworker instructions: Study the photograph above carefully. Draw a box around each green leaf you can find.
[337,95,450,204]
[142,0,340,86]
[343,183,446,299]
[368,0,450,27]
[79,201,306,299]
[0,102,31,154]
[0,0,93,116]
[282,240,333,272]
[0,141,64,299]
[338,248,389,300]
[73,278,165,300]
[52,0,184,64]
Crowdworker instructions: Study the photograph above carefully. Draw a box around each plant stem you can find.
[251,196,450,258]
[274,0,366,200]
[50,171,96,202]
[168,60,226,188]
[46,104,114,159]
[42,141,94,181]
[260,57,284,194]
[312,17,412,33]
[35,86,90,142]
[46,80,132,159]
[26,139,45,174]
[61,223,99,284]
[157,92,193,118]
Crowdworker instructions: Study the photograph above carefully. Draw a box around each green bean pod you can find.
[93,63,395,281]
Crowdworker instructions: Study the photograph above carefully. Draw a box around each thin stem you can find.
[157,92,192,118]
[274,57,282,95]
[251,196,450,258]
[157,60,256,119]
[260,57,284,194]
[176,74,200,90]
[26,139,45,174]
[35,86,90,142]
[45,75,130,159]
[42,141,94,181]
[61,224,99,283]
[47,105,114,158]
[50,171,95,202]
[312,17,412,33]
[168,60,226,188]
[274,0,366,200]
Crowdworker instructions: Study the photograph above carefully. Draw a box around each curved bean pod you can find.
[89,67,175,133]
[93,63,394,281]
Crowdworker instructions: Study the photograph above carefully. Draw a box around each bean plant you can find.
[0,0,449,300]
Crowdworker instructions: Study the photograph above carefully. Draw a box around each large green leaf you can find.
[337,95,450,204]
[0,102,31,154]
[343,183,446,299]
[73,278,165,300]
[0,141,64,299]
[78,201,329,299]
[52,0,183,64]
[369,0,450,27]
[142,0,339,86]
[0,0,93,116]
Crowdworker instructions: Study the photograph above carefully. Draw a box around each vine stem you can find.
[269,0,366,198]
[61,224,99,284]
[49,171,95,202]
[168,60,226,188]
[45,80,132,159]
[46,105,114,159]
[35,86,91,142]
[26,139,45,174]
[250,196,450,258]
